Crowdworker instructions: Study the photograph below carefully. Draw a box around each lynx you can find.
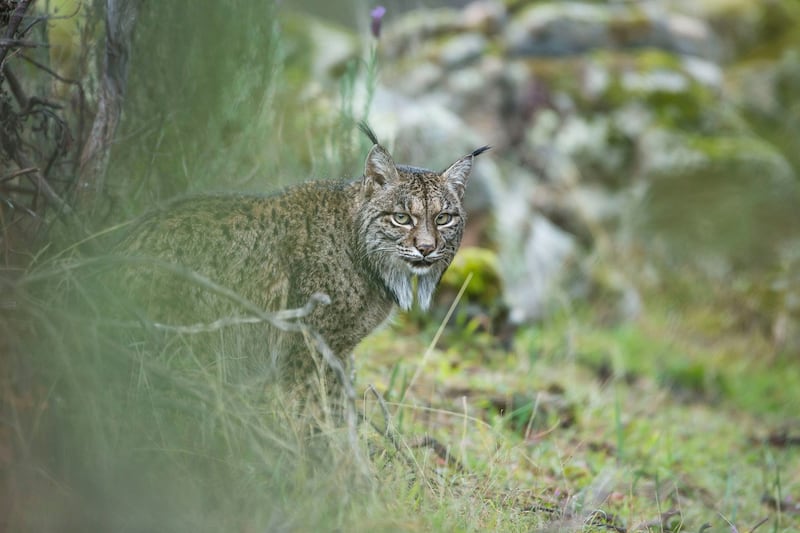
[118,124,489,383]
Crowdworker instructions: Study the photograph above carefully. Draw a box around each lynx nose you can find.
[416,239,435,257]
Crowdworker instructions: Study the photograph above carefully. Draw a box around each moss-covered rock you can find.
[440,246,504,309]
[379,8,466,60]
[504,2,717,59]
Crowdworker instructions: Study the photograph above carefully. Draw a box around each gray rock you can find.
[495,177,581,323]
[681,56,723,89]
[567,185,626,227]
[664,0,782,61]
[638,128,794,183]
[611,103,653,139]
[582,60,611,100]
[506,2,610,57]
[437,32,488,69]
[505,2,718,59]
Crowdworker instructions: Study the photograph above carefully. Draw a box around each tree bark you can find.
[76,0,141,214]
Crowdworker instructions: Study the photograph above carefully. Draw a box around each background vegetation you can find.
[1,0,799,531]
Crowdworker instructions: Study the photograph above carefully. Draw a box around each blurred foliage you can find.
[106,0,369,223]
[106,0,280,215]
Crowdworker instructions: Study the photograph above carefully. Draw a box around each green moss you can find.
[632,48,683,71]
[440,246,503,308]
[648,86,713,128]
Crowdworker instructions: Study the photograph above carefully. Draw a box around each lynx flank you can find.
[119,124,489,380]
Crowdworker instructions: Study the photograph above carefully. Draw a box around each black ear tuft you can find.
[358,121,380,146]
[471,145,491,158]
[442,145,489,200]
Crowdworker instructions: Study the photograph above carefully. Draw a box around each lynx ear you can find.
[443,145,490,199]
[364,144,399,195]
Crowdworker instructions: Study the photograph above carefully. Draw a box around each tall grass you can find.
[0,1,408,530]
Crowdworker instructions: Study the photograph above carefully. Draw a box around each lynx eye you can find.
[392,212,412,226]
[435,213,453,226]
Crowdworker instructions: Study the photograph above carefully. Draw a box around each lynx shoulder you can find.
[119,124,489,377]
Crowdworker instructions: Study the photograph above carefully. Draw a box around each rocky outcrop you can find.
[290,0,800,327]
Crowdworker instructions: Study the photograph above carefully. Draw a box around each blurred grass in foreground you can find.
[2,1,391,530]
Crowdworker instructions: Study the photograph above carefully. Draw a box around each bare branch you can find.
[1,167,38,184]
[2,63,27,107]
[0,38,48,49]
[112,293,333,335]
[0,194,37,217]
[0,0,34,67]
[19,53,81,85]
[14,153,74,215]
[21,255,328,332]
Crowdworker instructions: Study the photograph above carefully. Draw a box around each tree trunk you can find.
[76,0,141,214]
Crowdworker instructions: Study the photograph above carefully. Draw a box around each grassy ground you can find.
[354,275,800,532]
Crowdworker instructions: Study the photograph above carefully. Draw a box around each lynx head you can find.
[356,123,490,311]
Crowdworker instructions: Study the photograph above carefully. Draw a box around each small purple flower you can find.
[370,6,386,39]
